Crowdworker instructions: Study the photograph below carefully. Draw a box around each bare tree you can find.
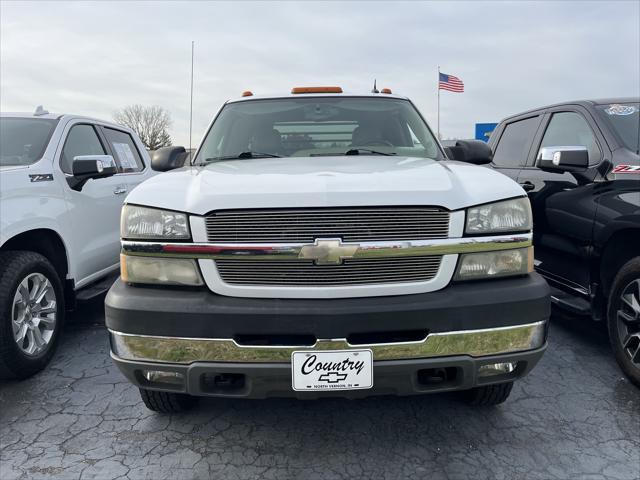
[113,105,173,151]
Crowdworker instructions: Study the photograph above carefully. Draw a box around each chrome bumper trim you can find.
[121,233,532,261]
[109,321,546,364]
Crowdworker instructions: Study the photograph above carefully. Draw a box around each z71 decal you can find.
[612,165,640,174]
[28,173,54,182]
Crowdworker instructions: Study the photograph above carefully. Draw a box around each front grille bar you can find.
[121,233,532,260]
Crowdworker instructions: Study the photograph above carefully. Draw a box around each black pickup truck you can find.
[484,98,640,386]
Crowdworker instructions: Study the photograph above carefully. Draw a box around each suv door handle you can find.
[113,187,128,195]
[519,181,535,192]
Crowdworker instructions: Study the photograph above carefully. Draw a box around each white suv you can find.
[0,109,154,379]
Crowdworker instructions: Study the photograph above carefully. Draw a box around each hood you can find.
[126,156,525,214]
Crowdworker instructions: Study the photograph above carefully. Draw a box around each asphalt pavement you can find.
[1,297,639,480]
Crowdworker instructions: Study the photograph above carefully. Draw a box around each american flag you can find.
[439,72,464,93]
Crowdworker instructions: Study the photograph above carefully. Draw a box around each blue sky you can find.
[1,1,638,145]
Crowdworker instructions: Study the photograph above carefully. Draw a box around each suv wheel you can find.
[0,251,65,379]
[608,257,640,387]
[139,388,197,413]
[461,381,514,406]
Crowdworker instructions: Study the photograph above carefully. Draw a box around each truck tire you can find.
[0,251,65,380]
[607,257,640,387]
[139,388,197,413]
[461,381,514,406]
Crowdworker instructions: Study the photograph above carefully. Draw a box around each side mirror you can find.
[151,146,187,172]
[537,146,589,172]
[444,140,493,165]
[68,155,117,191]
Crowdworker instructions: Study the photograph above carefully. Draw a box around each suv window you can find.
[539,112,601,165]
[492,116,540,167]
[61,124,106,174]
[103,127,144,173]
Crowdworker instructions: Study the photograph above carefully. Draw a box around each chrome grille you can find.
[205,207,450,243]
[214,256,442,286]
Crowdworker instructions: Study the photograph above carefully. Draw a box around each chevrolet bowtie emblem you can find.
[298,238,359,265]
[318,372,348,383]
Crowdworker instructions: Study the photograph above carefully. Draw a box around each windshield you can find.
[595,103,640,154]
[195,97,442,163]
[0,117,58,167]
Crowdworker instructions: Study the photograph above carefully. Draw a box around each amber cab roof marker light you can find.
[241,91,253,97]
[291,86,343,94]
[381,88,392,94]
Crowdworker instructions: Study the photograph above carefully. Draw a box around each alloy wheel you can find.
[616,278,640,367]
[11,273,57,356]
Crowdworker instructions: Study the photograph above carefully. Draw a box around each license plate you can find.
[291,349,373,391]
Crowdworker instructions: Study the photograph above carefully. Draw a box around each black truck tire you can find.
[461,381,514,406]
[607,257,640,387]
[0,251,65,380]
[139,388,197,413]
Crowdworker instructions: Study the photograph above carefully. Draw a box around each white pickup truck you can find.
[0,110,153,379]
[106,88,551,413]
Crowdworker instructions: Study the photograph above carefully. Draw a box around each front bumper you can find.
[110,321,545,364]
[111,346,546,399]
[106,274,550,398]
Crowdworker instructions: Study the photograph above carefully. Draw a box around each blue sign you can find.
[475,123,498,142]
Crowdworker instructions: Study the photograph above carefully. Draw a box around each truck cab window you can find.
[492,116,540,167]
[196,97,442,162]
[61,124,106,174]
[0,118,58,166]
[103,127,145,173]
[540,112,601,166]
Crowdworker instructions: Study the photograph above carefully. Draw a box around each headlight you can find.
[121,205,190,240]
[121,255,203,286]
[465,197,532,234]
[455,247,533,280]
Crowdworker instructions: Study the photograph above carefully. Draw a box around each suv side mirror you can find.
[68,155,118,191]
[151,146,187,172]
[537,146,589,172]
[444,140,493,165]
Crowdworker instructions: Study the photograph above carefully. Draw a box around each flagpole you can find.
[437,65,440,140]
[189,41,194,156]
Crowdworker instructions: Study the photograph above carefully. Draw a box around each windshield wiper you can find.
[204,151,281,162]
[344,148,396,156]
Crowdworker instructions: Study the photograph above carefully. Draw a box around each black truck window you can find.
[492,116,539,167]
[539,112,601,165]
